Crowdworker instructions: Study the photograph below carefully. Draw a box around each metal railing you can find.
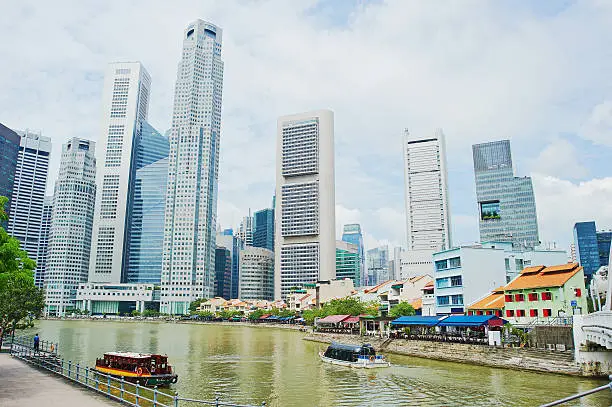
[540,376,612,406]
[10,336,265,407]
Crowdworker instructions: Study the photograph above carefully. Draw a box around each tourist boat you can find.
[319,342,391,368]
[94,352,178,387]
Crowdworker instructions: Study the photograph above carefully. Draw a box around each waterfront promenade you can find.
[0,353,117,407]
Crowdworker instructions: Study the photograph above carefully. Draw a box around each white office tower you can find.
[403,129,451,251]
[34,196,53,288]
[89,62,151,284]
[7,131,51,260]
[45,138,96,316]
[160,20,224,314]
[275,110,336,299]
[239,247,274,301]
[238,210,254,246]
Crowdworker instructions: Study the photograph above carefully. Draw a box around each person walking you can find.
[33,333,40,353]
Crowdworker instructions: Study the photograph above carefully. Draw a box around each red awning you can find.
[343,316,360,324]
[317,314,351,324]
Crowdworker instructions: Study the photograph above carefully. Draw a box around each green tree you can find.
[248,309,265,321]
[188,298,206,313]
[389,302,416,318]
[0,196,45,347]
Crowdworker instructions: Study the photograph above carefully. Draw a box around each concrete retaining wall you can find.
[304,332,592,377]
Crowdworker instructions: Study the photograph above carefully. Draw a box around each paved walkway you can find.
[0,353,118,407]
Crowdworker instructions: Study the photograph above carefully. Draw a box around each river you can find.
[26,320,612,406]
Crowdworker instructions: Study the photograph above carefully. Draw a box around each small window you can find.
[505,294,513,302]
[574,288,582,297]
[528,293,538,301]
[543,309,552,317]
[187,29,194,38]
[506,310,514,317]
[514,294,525,302]
[529,309,538,317]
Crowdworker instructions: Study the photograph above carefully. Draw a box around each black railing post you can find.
[120,376,125,400]
[85,366,89,386]
[68,360,72,378]
[76,362,80,382]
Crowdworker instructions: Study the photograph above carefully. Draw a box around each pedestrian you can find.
[33,333,40,353]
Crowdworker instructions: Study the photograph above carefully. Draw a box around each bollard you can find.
[153,386,158,407]
[136,381,140,406]
[120,377,125,400]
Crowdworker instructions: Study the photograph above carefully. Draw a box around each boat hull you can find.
[319,352,391,369]
[93,367,178,387]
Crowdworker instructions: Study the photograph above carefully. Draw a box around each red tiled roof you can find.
[343,316,360,324]
[505,263,582,291]
[317,314,351,323]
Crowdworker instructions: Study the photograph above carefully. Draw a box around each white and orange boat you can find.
[94,352,178,387]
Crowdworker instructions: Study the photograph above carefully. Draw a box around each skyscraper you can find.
[275,110,335,299]
[214,246,232,299]
[217,229,241,299]
[34,196,53,288]
[7,131,51,260]
[402,129,451,251]
[336,240,360,286]
[0,123,21,215]
[238,210,254,246]
[573,221,603,279]
[473,140,539,248]
[366,246,389,285]
[45,138,96,316]
[597,231,612,269]
[161,20,224,314]
[341,224,365,286]
[240,247,274,301]
[90,62,152,284]
[253,207,274,252]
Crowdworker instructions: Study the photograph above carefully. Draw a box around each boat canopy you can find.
[327,342,375,353]
[390,316,444,327]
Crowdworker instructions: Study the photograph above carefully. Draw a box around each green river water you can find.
[26,320,612,407]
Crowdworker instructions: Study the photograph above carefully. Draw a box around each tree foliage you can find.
[0,196,45,341]
[189,298,206,313]
[301,298,379,325]
[389,302,416,318]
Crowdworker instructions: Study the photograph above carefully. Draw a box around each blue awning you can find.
[391,316,444,327]
[437,315,506,327]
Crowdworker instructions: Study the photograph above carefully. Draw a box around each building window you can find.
[495,310,502,317]
[506,310,514,317]
[542,309,552,317]
[529,309,538,317]
[541,292,552,301]
[435,259,447,271]
[449,257,461,268]
[516,309,526,317]
[450,276,462,287]
[528,293,538,301]
[514,294,525,302]
[505,294,513,302]
[574,288,582,297]
[437,296,449,306]
[505,258,510,271]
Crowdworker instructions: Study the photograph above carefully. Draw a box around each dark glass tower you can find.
[253,208,274,252]
[0,123,21,214]
[573,221,600,279]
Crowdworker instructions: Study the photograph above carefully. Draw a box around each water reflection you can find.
[30,320,612,407]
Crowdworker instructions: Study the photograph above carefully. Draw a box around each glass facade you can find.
[336,245,360,286]
[126,123,169,284]
[573,222,600,278]
[214,247,231,299]
[0,123,20,214]
[342,224,365,286]
[597,231,612,268]
[473,140,539,248]
[253,208,274,251]
[366,246,389,286]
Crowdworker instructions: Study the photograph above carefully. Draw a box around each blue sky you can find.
[1,0,611,252]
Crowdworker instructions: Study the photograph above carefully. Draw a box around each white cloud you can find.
[532,139,589,179]
[580,100,612,147]
[533,174,612,249]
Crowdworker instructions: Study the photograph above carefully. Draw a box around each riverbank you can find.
[303,331,591,377]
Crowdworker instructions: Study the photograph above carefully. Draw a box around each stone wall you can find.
[529,326,574,350]
[304,332,595,377]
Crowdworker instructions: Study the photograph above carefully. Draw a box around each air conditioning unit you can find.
[546,344,555,350]
[556,344,566,351]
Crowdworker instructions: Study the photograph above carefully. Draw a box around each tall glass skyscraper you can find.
[366,246,389,286]
[161,20,225,314]
[35,196,53,288]
[253,207,274,252]
[0,123,21,214]
[473,140,539,248]
[341,224,365,286]
[336,240,360,286]
[573,221,600,278]
[217,229,241,299]
[597,231,612,268]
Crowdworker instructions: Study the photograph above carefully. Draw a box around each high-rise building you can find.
[341,224,365,286]
[240,247,274,301]
[217,229,241,299]
[214,246,232,299]
[90,62,152,284]
[45,138,96,316]
[366,246,389,285]
[597,231,612,268]
[7,131,51,261]
[238,210,254,246]
[161,20,224,314]
[0,123,21,215]
[34,196,53,288]
[336,240,360,286]
[274,110,336,299]
[573,221,600,278]
[473,140,539,248]
[402,129,451,251]
[253,207,274,251]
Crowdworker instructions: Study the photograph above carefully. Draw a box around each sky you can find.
[1,0,611,252]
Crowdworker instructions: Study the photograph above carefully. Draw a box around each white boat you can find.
[319,342,391,369]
